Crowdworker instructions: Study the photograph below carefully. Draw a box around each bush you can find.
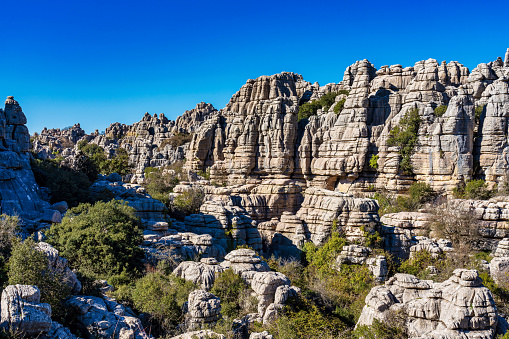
[398,250,441,279]
[298,91,349,121]
[433,105,447,117]
[124,272,195,335]
[408,181,435,204]
[387,108,421,175]
[333,98,346,115]
[46,200,144,280]
[7,238,71,321]
[352,316,407,339]
[78,140,132,177]
[374,182,434,216]
[369,154,379,170]
[210,269,254,319]
[170,188,205,218]
[158,132,193,149]
[453,179,495,200]
[475,105,485,125]
[31,158,92,207]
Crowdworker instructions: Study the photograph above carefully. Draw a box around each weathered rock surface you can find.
[357,270,498,339]
[66,294,150,339]
[220,248,271,279]
[0,97,51,220]
[184,290,221,330]
[0,285,52,336]
[173,258,224,290]
[36,242,82,293]
[170,330,224,339]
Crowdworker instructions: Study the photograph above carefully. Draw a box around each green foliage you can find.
[267,298,345,339]
[31,158,92,207]
[46,200,144,280]
[352,317,407,339]
[158,132,193,149]
[433,105,448,117]
[398,250,442,279]
[453,179,495,200]
[369,154,379,170]
[474,251,493,262]
[361,226,382,249]
[333,98,346,115]
[0,215,18,287]
[298,91,349,121]
[127,272,195,333]
[170,188,205,218]
[143,163,185,204]
[374,182,435,216]
[475,105,485,125]
[197,168,211,180]
[78,140,132,177]
[8,238,71,321]
[210,269,252,319]
[303,232,347,274]
[387,108,421,175]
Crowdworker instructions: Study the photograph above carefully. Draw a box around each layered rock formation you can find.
[0,97,50,220]
[357,270,498,339]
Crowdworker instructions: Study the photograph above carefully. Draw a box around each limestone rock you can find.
[185,290,221,330]
[0,285,52,336]
[66,295,150,339]
[173,259,224,290]
[169,330,224,339]
[357,270,498,339]
[220,249,271,279]
[36,242,82,293]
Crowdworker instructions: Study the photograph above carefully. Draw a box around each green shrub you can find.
[170,188,205,218]
[408,181,435,204]
[433,105,447,117]
[453,179,495,200]
[158,132,193,149]
[210,269,253,319]
[31,158,92,207]
[369,154,379,170]
[374,182,434,216]
[197,168,211,180]
[298,91,349,121]
[127,272,195,334]
[475,105,485,125]
[303,232,346,274]
[387,108,421,175]
[352,317,407,339]
[46,200,144,280]
[333,98,346,115]
[398,250,441,279]
[8,238,71,321]
[77,140,132,176]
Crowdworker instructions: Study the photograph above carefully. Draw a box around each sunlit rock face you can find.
[0,96,50,219]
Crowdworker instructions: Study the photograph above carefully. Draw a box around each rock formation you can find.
[357,270,498,339]
[184,290,222,330]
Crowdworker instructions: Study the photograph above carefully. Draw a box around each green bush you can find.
[298,91,349,121]
[333,98,346,115]
[78,140,132,177]
[31,158,92,207]
[303,232,346,274]
[374,182,434,216]
[398,250,441,279]
[433,105,447,117]
[8,238,71,321]
[170,188,205,218]
[158,132,193,149]
[387,108,421,175]
[210,269,253,319]
[408,181,435,204]
[46,200,144,280]
[475,105,485,125]
[453,179,495,200]
[369,154,379,170]
[352,317,407,339]
[126,272,195,334]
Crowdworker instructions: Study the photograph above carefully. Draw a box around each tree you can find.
[46,200,144,280]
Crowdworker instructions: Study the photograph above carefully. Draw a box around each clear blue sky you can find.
[2,0,508,134]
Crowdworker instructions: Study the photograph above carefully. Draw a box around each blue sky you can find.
[2,0,508,134]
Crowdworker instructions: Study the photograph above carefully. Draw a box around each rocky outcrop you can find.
[0,97,51,220]
[357,270,498,339]
[170,330,224,339]
[219,248,271,279]
[66,295,150,339]
[490,238,509,284]
[335,245,389,282]
[184,290,222,330]
[173,258,224,290]
[32,124,85,160]
[0,285,52,336]
[35,242,82,293]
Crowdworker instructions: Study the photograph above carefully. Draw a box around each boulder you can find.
[185,290,222,330]
[0,285,52,336]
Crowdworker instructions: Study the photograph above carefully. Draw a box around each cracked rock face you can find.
[185,290,222,330]
[356,269,498,339]
[0,285,52,336]
[0,96,50,220]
